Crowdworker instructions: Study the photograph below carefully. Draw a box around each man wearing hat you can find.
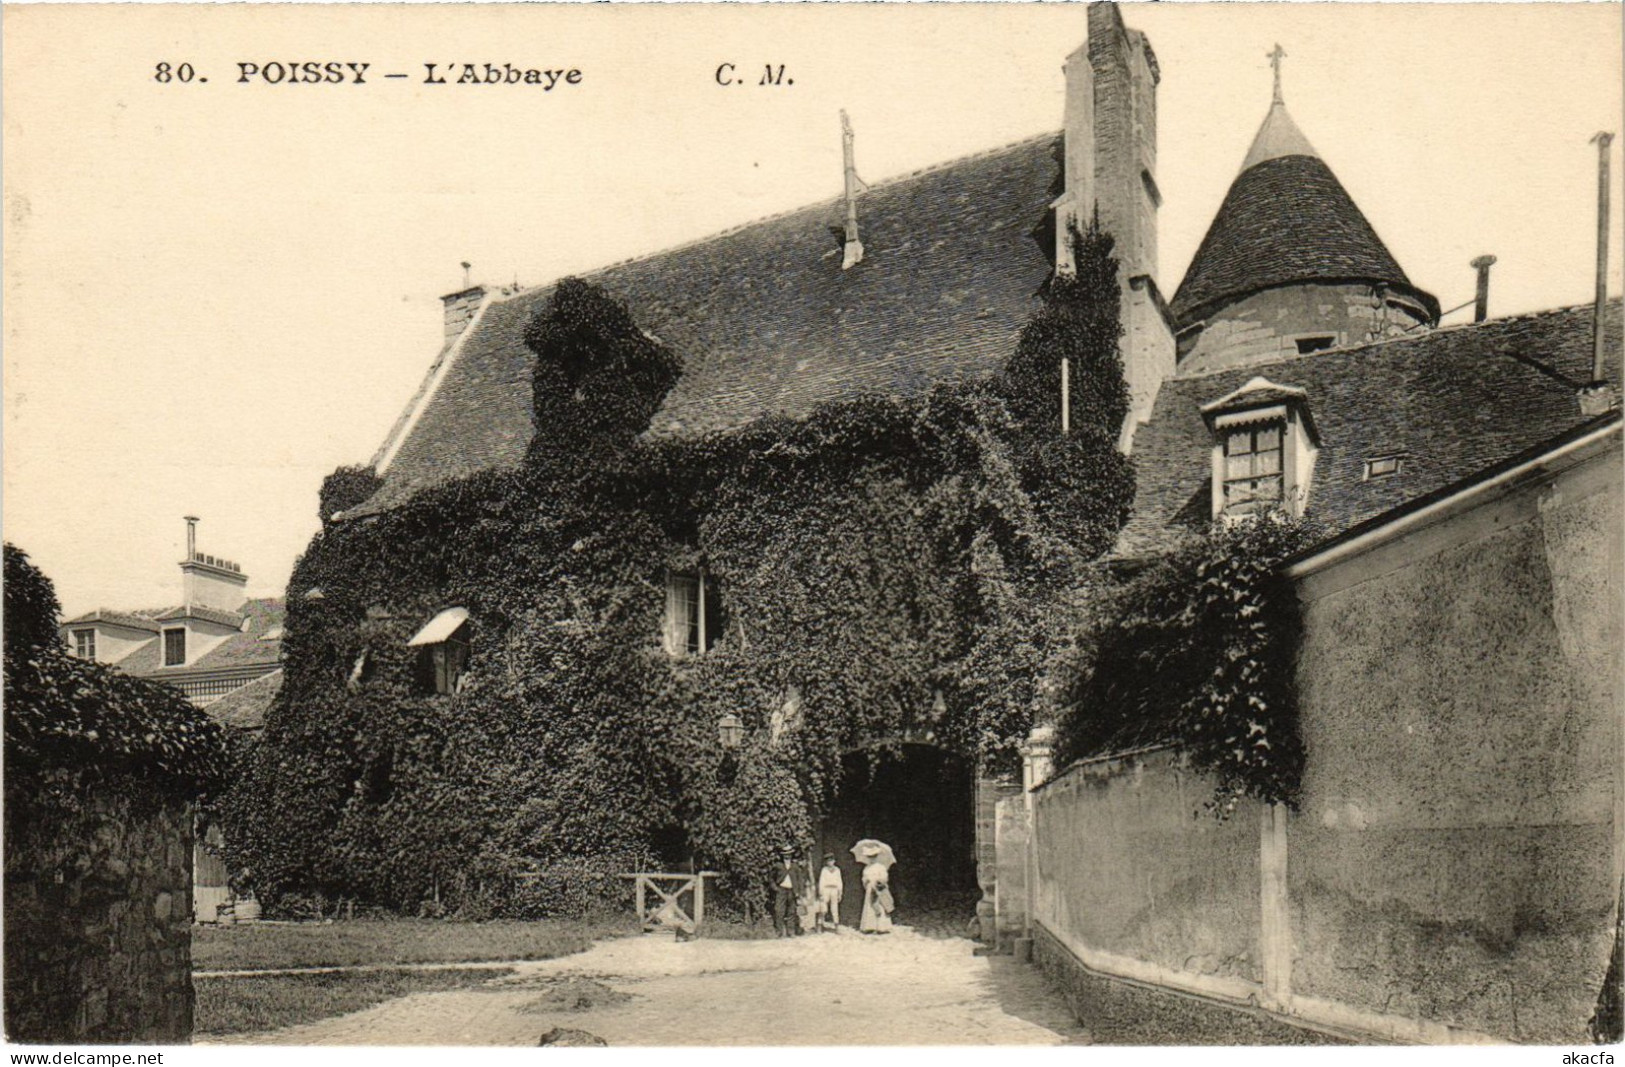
[769,845,807,937]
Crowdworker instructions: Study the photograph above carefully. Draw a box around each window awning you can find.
[407,607,470,647]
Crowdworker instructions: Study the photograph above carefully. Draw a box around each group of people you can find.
[770,843,895,936]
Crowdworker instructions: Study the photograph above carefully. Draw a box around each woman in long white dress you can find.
[859,859,894,934]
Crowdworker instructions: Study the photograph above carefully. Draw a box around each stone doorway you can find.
[815,745,978,931]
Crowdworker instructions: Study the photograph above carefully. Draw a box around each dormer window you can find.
[72,629,96,660]
[1201,377,1320,521]
[407,607,470,695]
[1222,424,1284,515]
[163,627,186,667]
[664,570,722,657]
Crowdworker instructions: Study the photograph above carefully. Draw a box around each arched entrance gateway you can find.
[815,743,979,931]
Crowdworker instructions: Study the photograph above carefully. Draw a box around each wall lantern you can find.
[717,713,744,750]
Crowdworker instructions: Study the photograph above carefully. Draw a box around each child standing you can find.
[816,854,844,931]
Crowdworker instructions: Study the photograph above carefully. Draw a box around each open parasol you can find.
[849,838,896,868]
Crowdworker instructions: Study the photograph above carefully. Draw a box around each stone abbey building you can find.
[295,3,1618,1040]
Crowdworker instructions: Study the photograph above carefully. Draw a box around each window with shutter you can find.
[163,628,186,667]
[1222,423,1285,515]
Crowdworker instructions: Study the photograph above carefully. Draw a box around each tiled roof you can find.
[355,134,1064,514]
[204,668,281,731]
[113,597,285,676]
[1116,300,1623,560]
[193,598,285,670]
[60,608,172,632]
[1169,153,1439,329]
[156,604,245,628]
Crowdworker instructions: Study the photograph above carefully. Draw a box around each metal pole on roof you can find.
[1591,131,1614,385]
[1061,359,1071,436]
[840,111,864,270]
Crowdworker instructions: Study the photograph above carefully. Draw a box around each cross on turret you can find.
[1268,44,1287,104]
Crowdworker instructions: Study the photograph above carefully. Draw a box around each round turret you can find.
[1171,94,1439,375]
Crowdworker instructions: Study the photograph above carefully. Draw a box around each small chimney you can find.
[441,272,488,343]
[184,515,199,562]
[840,111,865,271]
[1470,255,1496,322]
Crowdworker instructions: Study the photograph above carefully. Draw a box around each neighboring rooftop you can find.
[203,668,281,731]
[354,134,1065,515]
[155,604,246,629]
[61,607,173,632]
[100,597,285,676]
[1116,300,1623,560]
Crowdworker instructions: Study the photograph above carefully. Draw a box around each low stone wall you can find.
[4,783,195,1043]
[1032,750,1263,1002]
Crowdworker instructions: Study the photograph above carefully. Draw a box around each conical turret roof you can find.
[1241,99,1319,170]
[1171,100,1438,329]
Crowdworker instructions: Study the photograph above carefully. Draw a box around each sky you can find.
[4,1,1622,620]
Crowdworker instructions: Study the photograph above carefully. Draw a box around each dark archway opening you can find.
[815,745,978,933]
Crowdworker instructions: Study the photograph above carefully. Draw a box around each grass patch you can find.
[193,917,626,972]
[193,966,514,1036]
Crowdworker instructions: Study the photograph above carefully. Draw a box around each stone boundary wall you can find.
[1030,750,1265,1005]
[1022,434,1621,1044]
[4,785,195,1043]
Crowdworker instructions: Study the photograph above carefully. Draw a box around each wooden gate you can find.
[622,871,717,933]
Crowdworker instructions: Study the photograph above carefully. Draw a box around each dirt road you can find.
[207,926,1086,1046]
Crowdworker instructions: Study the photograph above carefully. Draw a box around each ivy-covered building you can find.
[236,0,1621,974]
[235,1,1164,923]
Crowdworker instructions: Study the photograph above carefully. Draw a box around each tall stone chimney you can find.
[1088,2,1159,283]
[178,517,248,613]
[1054,40,1095,276]
[1069,2,1175,451]
[840,110,865,271]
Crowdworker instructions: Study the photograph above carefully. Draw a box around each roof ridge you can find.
[1172,299,1612,385]
[65,607,170,625]
[487,130,1061,310]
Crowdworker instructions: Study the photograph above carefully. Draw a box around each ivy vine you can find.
[1051,515,1312,815]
